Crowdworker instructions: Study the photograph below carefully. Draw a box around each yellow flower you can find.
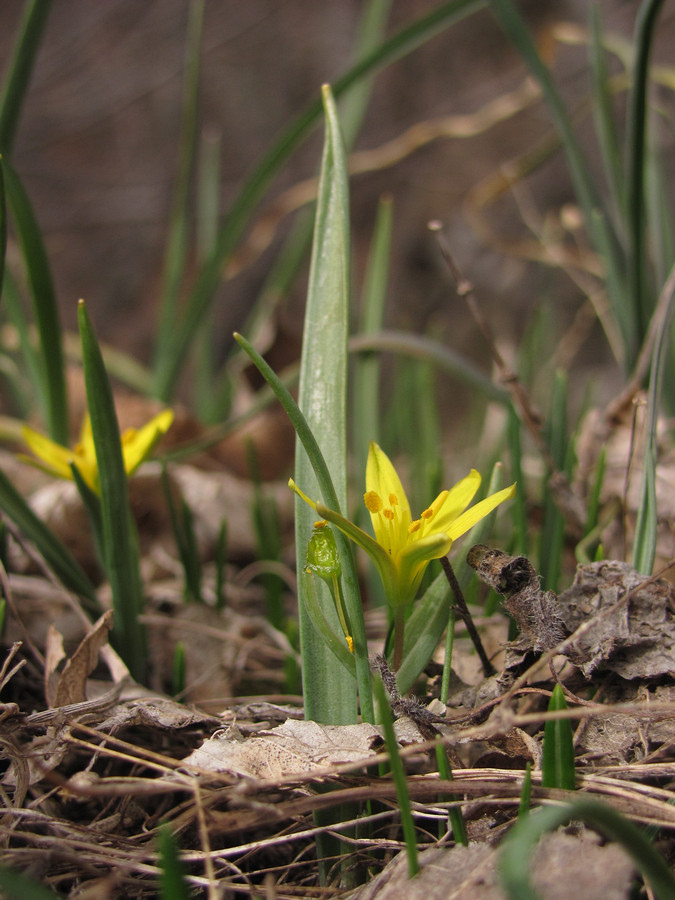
[291,440,515,611]
[20,408,174,494]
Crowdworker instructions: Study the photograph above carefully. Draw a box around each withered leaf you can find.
[467,545,568,651]
[557,560,675,679]
[182,720,387,779]
[52,611,113,707]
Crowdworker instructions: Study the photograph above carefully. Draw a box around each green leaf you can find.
[3,158,68,444]
[301,571,356,677]
[632,266,675,573]
[78,300,146,681]
[541,683,576,791]
[539,370,568,592]
[0,466,98,613]
[396,571,449,695]
[0,153,5,300]
[0,0,53,155]
[157,824,191,900]
[353,194,393,472]
[499,798,675,900]
[518,762,532,821]
[435,736,468,846]
[589,4,625,224]
[295,84,362,725]
[161,467,203,604]
[375,676,419,877]
[155,0,205,369]
[625,0,666,345]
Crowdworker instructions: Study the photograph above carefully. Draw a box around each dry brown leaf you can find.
[182,719,385,779]
[558,561,675,679]
[97,695,220,734]
[44,624,66,707]
[469,547,675,682]
[53,611,113,707]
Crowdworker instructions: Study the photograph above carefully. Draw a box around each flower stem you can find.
[393,606,406,671]
[440,556,495,677]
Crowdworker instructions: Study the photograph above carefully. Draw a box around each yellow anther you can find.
[421,507,434,520]
[383,508,395,520]
[364,490,383,513]
[389,493,399,506]
[314,519,328,528]
[408,520,421,534]
[346,635,354,653]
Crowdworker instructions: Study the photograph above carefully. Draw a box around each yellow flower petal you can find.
[20,408,174,495]
[447,482,517,540]
[292,443,516,615]
[122,408,174,476]
[365,442,412,553]
[21,426,75,480]
[430,469,481,534]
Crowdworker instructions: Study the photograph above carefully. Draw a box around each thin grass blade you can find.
[0,154,5,300]
[541,683,576,790]
[350,330,509,404]
[0,466,98,612]
[3,158,68,444]
[232,335,373,720]
[539,371,568,591]
[151,0,486,400]
[78,300,146,681]
[632,264,675,573]
[157,824,191,900]
[625,0,665,344]
[353,194,393,480]
[499,798,675,900]
[375,676,419,877]
[589,3,626,224]
[154,0,205,370]
[0,0,52,155]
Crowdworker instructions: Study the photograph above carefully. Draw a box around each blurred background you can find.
[1,0,673,414]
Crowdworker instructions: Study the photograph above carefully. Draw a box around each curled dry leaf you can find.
[468,546,675,681]
[51,611,114,707]
[467,545,568,651]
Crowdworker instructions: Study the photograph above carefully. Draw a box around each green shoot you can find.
[541,684,576,791]
[374,676,419,877]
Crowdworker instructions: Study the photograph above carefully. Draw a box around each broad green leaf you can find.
[295,85,363,725]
